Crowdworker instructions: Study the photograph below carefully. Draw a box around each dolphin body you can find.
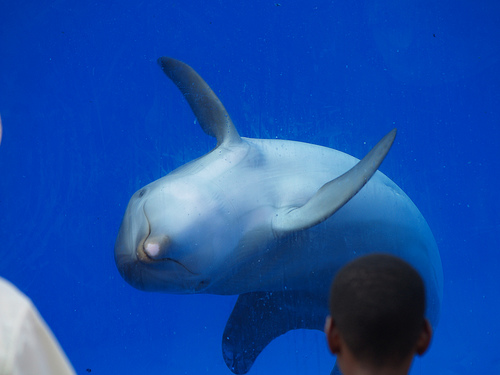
[115,57,443,374]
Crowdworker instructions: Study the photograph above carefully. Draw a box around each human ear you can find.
[416,319,433,356]
[324,316,341,354]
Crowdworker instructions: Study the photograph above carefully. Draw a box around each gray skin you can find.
[115,57,443,375]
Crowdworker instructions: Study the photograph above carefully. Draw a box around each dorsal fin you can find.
[157,57,241,147]
[272,129,397,235]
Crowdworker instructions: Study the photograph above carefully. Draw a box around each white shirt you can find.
[0,277,76,375]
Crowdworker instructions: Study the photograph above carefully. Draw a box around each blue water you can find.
[1,1,499,374]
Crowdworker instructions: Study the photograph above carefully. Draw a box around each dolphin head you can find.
[115,174,238,293]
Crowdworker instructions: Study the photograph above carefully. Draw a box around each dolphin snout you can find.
[143,235,171,259]
[135,233,199,277]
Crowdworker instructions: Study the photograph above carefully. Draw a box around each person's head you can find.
[324,253,432,374]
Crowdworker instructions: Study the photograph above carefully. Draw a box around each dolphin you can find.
[115,57,443,374]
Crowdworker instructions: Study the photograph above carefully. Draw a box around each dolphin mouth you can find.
[136,236,199,275]
[136,207,199,275]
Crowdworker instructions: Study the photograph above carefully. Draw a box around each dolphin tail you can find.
[222,291,326,374]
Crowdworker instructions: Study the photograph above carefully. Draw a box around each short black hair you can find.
[329,253,426,367]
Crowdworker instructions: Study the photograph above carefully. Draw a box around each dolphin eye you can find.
[138,189,147,198]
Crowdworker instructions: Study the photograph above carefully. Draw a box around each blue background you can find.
[1,1,499,374]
